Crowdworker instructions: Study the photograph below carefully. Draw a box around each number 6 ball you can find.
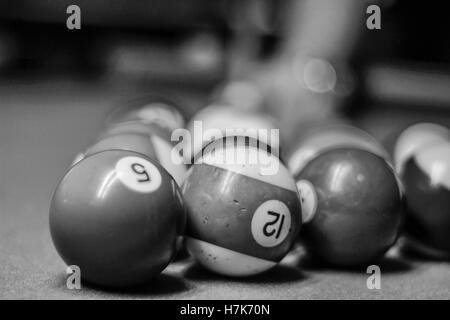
[49,150,186,287]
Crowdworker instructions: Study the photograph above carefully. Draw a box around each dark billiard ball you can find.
[182,136,301,276]
[186,103,280,162]
[49,150,186,287]
[287,124,390,178]
[105,95,186,134]
[396,127,450,258]
[295,148,404,266]
[84,129,186,186]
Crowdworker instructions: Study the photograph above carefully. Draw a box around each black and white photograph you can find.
[0,0,449,305]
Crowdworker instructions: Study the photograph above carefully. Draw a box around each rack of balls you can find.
[49,98,450,287]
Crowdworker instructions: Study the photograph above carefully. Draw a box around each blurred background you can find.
[0,0,450,300]
[0,0,450,142]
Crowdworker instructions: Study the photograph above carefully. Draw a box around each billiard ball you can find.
[287,124,390,177]
[84,129,187,186]
[294,148,404,266]
[87,132,155,158]
[393,122,450,175]
[98,121,164,141]
[185,103,280,162]
[215,80,264,112]
[105,95,186,134]
[49,150,186,287]
[396,133,450,258]
[182,136,301,277]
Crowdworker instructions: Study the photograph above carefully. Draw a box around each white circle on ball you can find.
[296,180,318,223]
[251,200,291,247]
[115,156,162,193]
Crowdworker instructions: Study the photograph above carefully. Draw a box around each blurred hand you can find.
[222,55,352,144]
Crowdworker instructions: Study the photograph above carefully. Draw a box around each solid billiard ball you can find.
[84,129,187,186]
[287,124,390,177]
[105,95,186,134]
[186,103,280,162]
[182,136,301,277]
[49,150,186,287]
[294,148,404,266]
[399,139,450,258]
[393,122,450,175]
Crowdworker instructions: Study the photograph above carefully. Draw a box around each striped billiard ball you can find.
[182,136,301,277]
[105,95,186,134]
[97,121,161,141]
[185,104,280,162]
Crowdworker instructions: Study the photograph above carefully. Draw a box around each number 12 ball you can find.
[183,137,301,277]
[50,150,186,287]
